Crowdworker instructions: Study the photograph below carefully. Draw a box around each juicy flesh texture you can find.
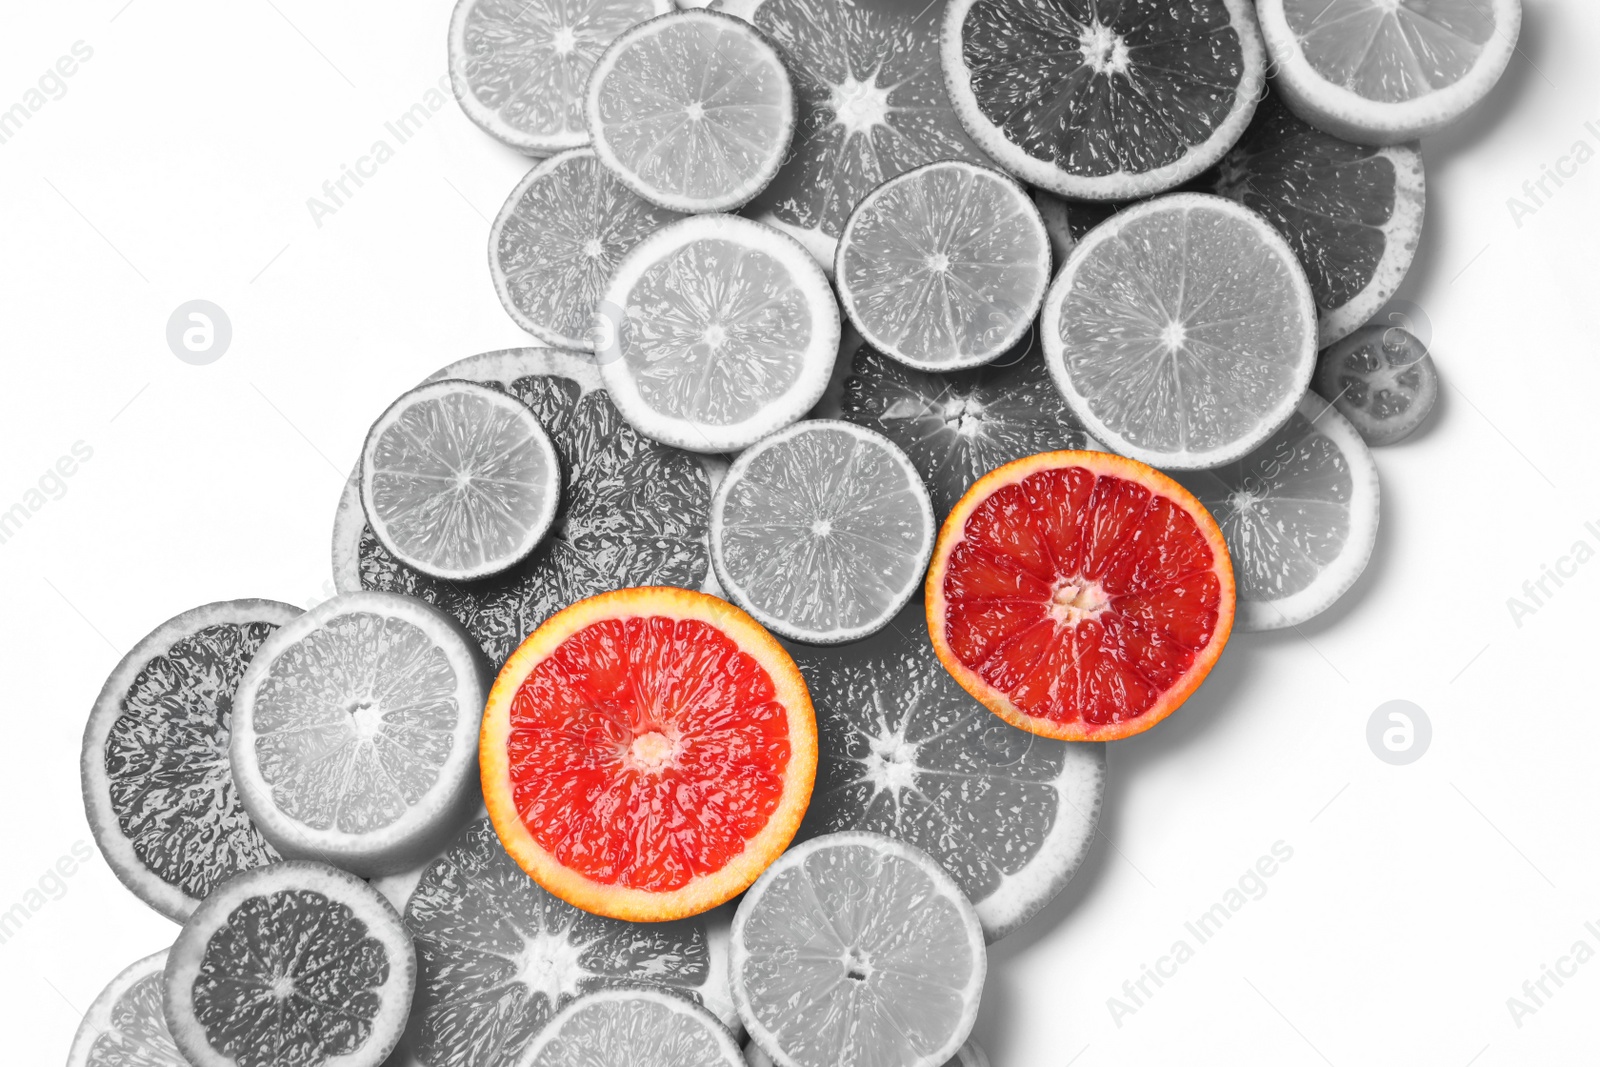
[507,616,791,891]
[1285,0,1496,100]
[530,997,727,1066]
[942,466,1223,728]
[87,972,184,1066]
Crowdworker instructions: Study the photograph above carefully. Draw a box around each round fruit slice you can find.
[164,861,415,1067]
[67,950,184,1067]
[597,214,840,452]
[515,988,744,1067]
[711,421,934,645]
[792,602,1103,941]
[1041,193,1318,470]
[747,1039,991,1067]
[1174,394,1378,631]
[927,450,1235,741]
[332,349,724,668]
[836,160,1049,371]
[731,831,985,1067]
[1258,0,1522,145]
[1193,89,1426,347]
[482,587,817,922]
[231,591,491,877]
[362,380,561,582]
[942,0,1266,199]
[448,0,673,155]
[1313,323,1439,446]
[491,149,684,349]
[81,599,296,922]
[586,10,795,213]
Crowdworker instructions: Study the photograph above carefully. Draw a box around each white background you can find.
[2,0,1596,1063]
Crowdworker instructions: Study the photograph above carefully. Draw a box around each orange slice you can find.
[481,586,816,921]
[927,451,1235,742]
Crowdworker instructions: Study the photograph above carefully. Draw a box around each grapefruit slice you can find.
[481,586,816,922]
[927,451,1235,741]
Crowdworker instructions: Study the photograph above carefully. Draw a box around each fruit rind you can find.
[515,986,745,1067]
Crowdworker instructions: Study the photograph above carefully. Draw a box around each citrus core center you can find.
[551,26,577,54]
[347,700,383,741]
[828,74,893,137]
[1080,22,1131,75]
[630,731,674,769]
[1049,578,1109,625]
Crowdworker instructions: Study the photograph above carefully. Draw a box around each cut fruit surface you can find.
[1314,323,1439,446]
[746,1039,990,1067]
[481,587,817,922]
[942,0,1265,199]
[1041,193,1318,470]
[67,950,184,1067]
[586,10,795,213]
[836,160,1050,371]
[515,988,744,1067]
[927,450,1235,741]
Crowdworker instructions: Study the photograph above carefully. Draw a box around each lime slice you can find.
[711,421,934,645]
[586,11,795,213]
[1174,393,1379,630]
[1259,0,1522,144]
[67,950,184,1067]
[491,149,683,350]
[516,988,744,1067]
[164,861,415,1067]
[731,831,985,1067]
[81,600,295,922]
[362,380,561,583]
[746,1039,990,1067]
[598,214,840,452]
[1314,323,1439,446]
[792,603,1104,941]
[448,0,673,155]
[1041,193,1318,470]
[942,0,1266,199]
[836,161,1050,371]
[231,591,491,876]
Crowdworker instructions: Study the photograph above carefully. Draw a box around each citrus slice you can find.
[481,587,817,922]
[490,149,684,350]
[332,349,723,667]
[81,599,295,922]
[1175,393,1379,630]
[67,950,184,1067]
[832,330,1097,518]
[231,591,491,877]
[1041,193,1318,470]
[731,831,985,1067]
[742,0,991,266]
[361,380,561,583]
[163,861,416,1067]
[836,160,1050,371]
[927,450,1235,741]
[793,602,1104,941]
[1258,0,1522,145]
[747,1039,990,1067]
[448,0,673,155]
[711,421,934,645]
[514,988,744,1067]
[597,214,840,452]
[586,10,795,213]
[1193,89,1426,347]
[941,0,1266,199]
[1313,323,1439,446]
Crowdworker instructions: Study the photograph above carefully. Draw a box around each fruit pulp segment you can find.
[1284,0,1495,100]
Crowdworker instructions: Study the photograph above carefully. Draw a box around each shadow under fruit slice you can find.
[927,450,1235,742]
[67,950,184,1067]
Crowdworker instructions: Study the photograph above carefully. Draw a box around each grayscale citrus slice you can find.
[230,591,491,876]
[836,161,1050,371]
[942,0,1266,199]
[1258,0,1522,145]
[490,149,684,349]
[164,861,415,1067]
[1314,323,1439,446]
[449,0,673,155]
[597,214,840,452]
[81,599,297,922]
[791,602,1104,941]
[731,831,985,1067]
[746,1038,990,1067]
[1192,89,1426,347]
[1041,193,1318,470]
[513,988,744,1067]
[67,950,184,1067]
[711,421,934,645]
[1174,392,1379,631]
[331,349,724,667]
[586,11,795,213]
[361,380,561,583]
